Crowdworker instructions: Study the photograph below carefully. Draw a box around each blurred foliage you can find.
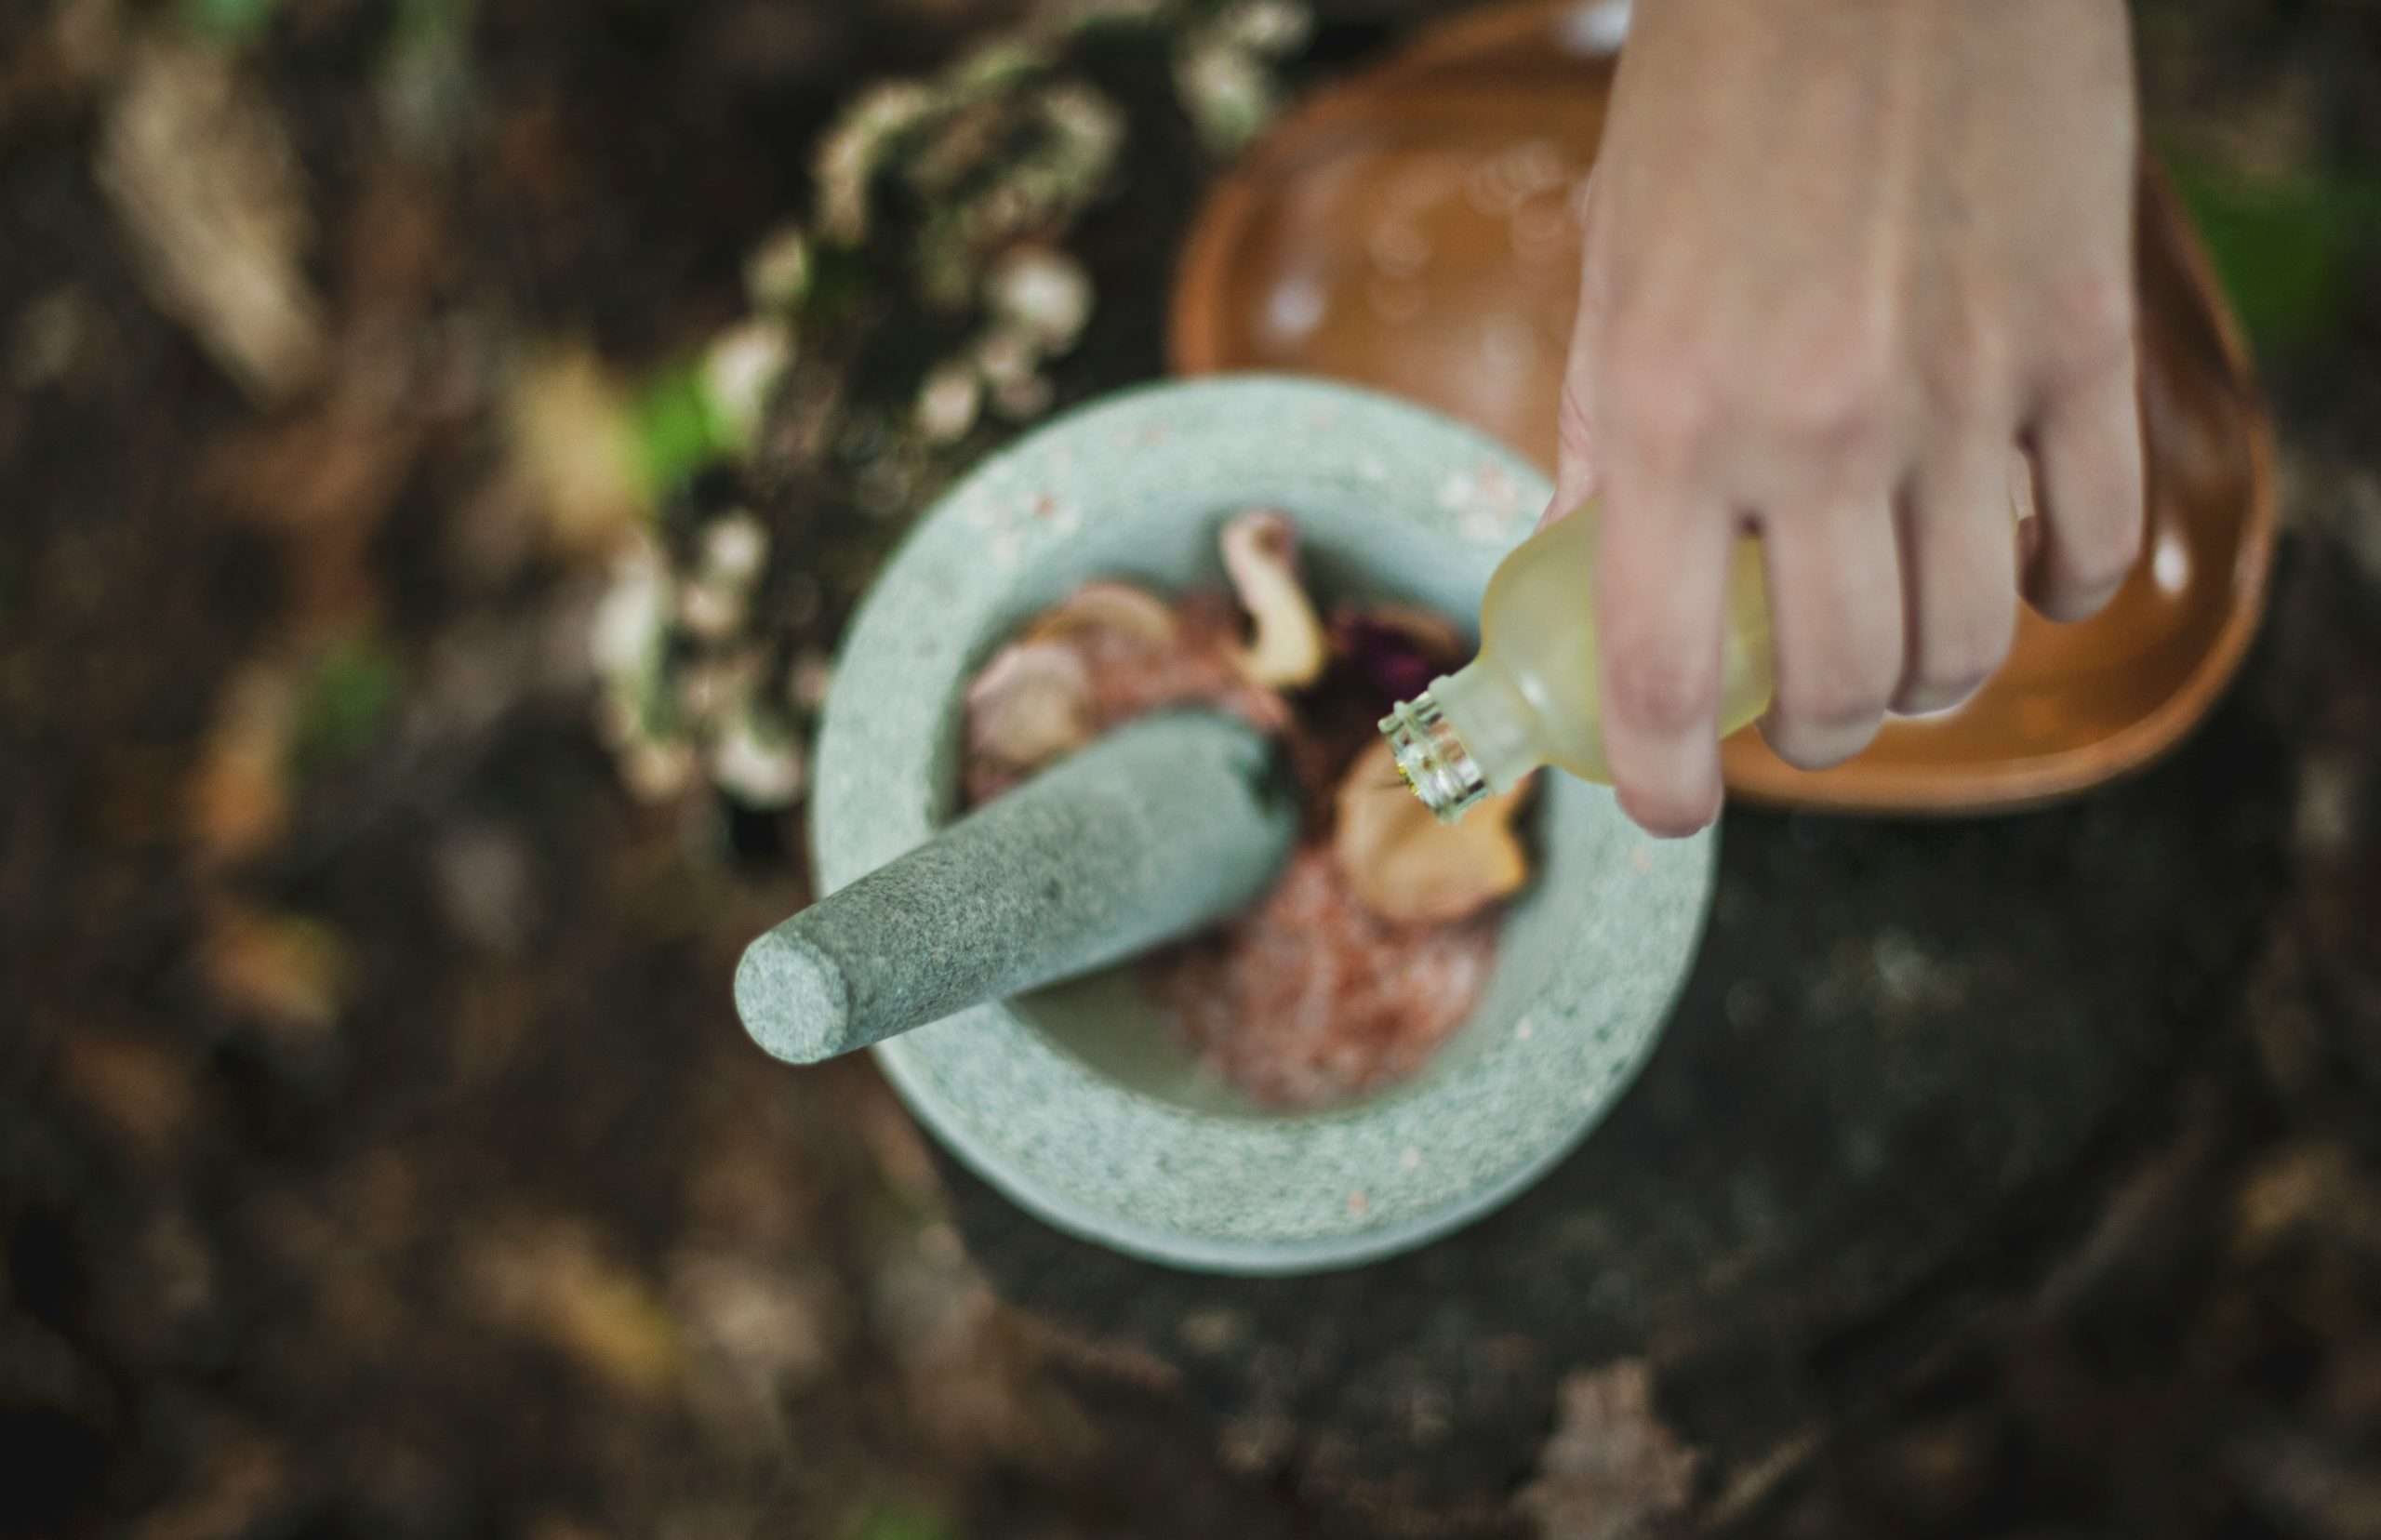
[290,633,406,776]
[632,360,739,502]
[179,0,286,46]
[843,1496,961,1540]
[2164,146,2381,355]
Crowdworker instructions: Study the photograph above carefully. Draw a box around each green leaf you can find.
[632,361,734,500]
[2162,147,2381,356]
[843,1497,960,1540]
[180,0,286,45]
[292,634,406,776]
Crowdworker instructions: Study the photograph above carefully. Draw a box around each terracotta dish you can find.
[1170,0,2276,814]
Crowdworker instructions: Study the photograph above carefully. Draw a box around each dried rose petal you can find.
[1333,740,1530,923]
[1220,509,1328,689]
[1329,606,1468,710]
[964,639,1094,771]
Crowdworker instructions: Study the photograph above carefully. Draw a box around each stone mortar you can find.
[807,376,1717,1274]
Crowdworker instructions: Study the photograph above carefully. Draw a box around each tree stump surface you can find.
[938,684,2289,1534]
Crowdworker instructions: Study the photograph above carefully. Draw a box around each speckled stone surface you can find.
[807,376,1719,1274]
[736,710,1296,1064]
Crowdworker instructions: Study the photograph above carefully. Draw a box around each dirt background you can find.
[4,0,2380,1536]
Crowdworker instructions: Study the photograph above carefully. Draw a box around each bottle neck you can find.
[1379,657,1543,824]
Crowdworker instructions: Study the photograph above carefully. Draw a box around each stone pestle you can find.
[735,710,1298,1065]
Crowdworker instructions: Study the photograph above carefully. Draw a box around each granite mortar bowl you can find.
[809,376,1716,1274]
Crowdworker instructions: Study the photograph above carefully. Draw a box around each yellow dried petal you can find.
[1334,741,1529,923]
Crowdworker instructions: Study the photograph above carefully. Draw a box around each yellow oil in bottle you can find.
[1381,504,1775,822]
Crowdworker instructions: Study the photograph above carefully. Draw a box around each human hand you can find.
[1556,0,2146,835]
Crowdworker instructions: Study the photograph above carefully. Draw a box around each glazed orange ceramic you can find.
[1170,0,2276,815]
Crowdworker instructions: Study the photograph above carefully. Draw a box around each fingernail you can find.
[1615,745,1722,836]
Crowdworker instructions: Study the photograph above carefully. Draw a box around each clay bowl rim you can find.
[1166,0,2278,816]
[809,376,1717,1274]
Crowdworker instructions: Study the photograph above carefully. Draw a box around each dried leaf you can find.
[1220,509,1327,688]
[461,1221,685,1398]
[507,345,646,557]
[186,661,298,869]
[196,901,351,1043]
[1521,1361,1703,1540]
[53,1029,195,1165]
[1334,740,1528,923]
[964,640,1094,770]
[98,37,325,405]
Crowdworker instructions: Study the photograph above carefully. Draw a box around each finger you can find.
[1756,503,1905,769]
[1544,169,1605,527]
[1892,440,2021,716]
[2024,360,2145,622]
[1592,484,1735,836]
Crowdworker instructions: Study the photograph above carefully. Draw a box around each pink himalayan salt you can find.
[1147,846,1496,1110]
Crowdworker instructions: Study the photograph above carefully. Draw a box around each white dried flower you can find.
[1217,0,1312,57]
[988,246,1093,354]
[623,737,698,802]
[975,327,1037,388]
[710,710,807,808]
[591,537,670,689]
[677,575,745,642]
[915,359,984,445]
[786,651,835,713]
[700,512,769,586]
[704,321,791,448]
[816,83,936,243]
[744,225,813,313]
[1037,84,1125,179]
[991,370,1054,424]
[1177,40,1276,153]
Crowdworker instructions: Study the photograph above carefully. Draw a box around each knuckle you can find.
[1604,323,1714,462]
[1921,321,2011,418]
[1772,338,1895,461]
[2038,269,2137,397]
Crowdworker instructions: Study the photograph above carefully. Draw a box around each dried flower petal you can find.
[1330,606,1468,710]
[1220,509,1328,688]
[964,640,1095,770]
[1021,580,1177,648]
[1334,740,1529,923]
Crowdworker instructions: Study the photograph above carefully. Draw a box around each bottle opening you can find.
[1379,690,1490,825]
